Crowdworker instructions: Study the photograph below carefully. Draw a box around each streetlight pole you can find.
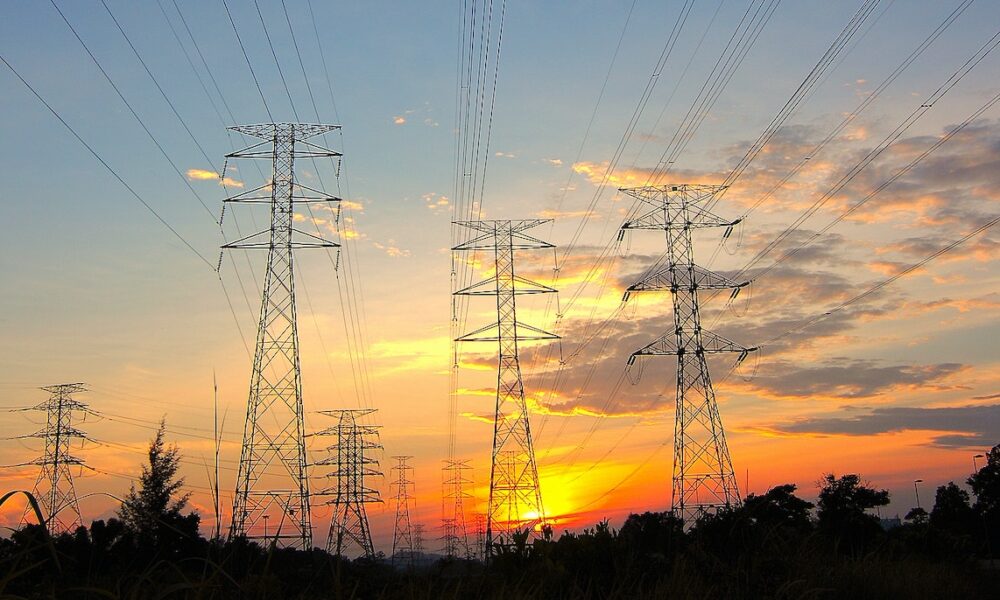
[913,479,924,510]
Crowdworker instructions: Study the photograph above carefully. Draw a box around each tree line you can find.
[2,424,999,598]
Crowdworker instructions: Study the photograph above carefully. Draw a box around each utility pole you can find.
[391,455,415,567]
[223,123,343,550]
[315,409,382,559]
[452,220,557,556]
[24,383,88,535]
[619,184,756,525]
[441,459,472,558]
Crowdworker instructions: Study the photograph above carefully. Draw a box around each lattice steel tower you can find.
[453,220,557,553]
[390,456,415,566]
[223,123,342,549]
[441,459,472,558]
[24,383,88,535]
[315,409,381,559]
[619,185,755,525]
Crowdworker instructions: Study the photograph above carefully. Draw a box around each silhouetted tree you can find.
[968,445,1000,515]
[817,473,889,554]
[930,482,975,534]
[904,507,929,524]
[618,511,684,561]
[968,443,1000,556]
[118,420,200,550]
[743,483,814,531]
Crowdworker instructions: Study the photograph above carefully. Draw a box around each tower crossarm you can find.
[452,219,554,251]
[224,182,343,204]
[628,329,757,363]
[619,205,738,233]
[455,320,559,343]
[455,274,557,296]
[623,264,748,301]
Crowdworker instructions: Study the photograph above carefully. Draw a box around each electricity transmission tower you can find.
[441,459,472,558]
[24,383,88,535]
[391,456,415,566]
[223,123,343,549]
[453,220,557,554]
[619,184,756,525]
[315,409,382,559]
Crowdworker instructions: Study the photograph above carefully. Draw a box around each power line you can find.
[0,53,214,270]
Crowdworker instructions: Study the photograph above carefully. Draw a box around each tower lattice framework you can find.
[24,383,88,535]
[619,184,756,525]
[453,220,557,553]
[315,409,381,559]
[223,123,342,549]
[441,459,472,558]
[390,456,415,566]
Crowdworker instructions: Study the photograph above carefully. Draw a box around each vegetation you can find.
[3,436,1000,598]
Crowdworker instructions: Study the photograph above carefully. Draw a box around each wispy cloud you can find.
[756,403,1000,449]
[186,168,243,188]
[373,240,410,257]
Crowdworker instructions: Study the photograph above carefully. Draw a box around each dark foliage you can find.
[3,451,999,598]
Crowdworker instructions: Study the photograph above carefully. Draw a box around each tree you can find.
[968,444,1000,516]
[929,482,975,533]
[968,443,1000,556]
[816,473,889,553]
[904,506,928,525]
[118,420,199,548]
[743,483,814,531]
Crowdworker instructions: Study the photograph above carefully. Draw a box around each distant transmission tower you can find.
[619,184,756,525]
[315,409,382,559]
[391,456,415,566]
[24,383,88,535]
[223,123,343,549]
[413,523,426,557]
[453,220,557,554]
[441,459,472,558]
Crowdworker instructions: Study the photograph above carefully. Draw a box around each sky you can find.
[1,0,999,553]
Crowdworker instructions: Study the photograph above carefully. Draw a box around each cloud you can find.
[186,168,243,188]
[545,158,563,166]
[737,358,967,400]
[759,403,1000,449]
[495,151,516,158]
[422,192,450,214]
[393,116,406,125]
[373,240,410,258]
[340,200,364,212]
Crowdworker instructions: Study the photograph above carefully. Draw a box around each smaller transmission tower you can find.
[441,459,473,558]
[24,383,88,534]
[391,456,415,566]
[453,219,557,555]
[413,523,426,557]
[619,184,756,525]
[315,409,382,559]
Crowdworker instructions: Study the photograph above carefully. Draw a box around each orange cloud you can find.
[186,168,243,188]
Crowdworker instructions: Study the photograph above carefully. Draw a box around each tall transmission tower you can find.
[223,123,343,549]
[390,455,415,566]
[24,383,88,535]
[315,409,382,559]
[441,459,472,558]
[453,220,557,554]
[619,184,756,525]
